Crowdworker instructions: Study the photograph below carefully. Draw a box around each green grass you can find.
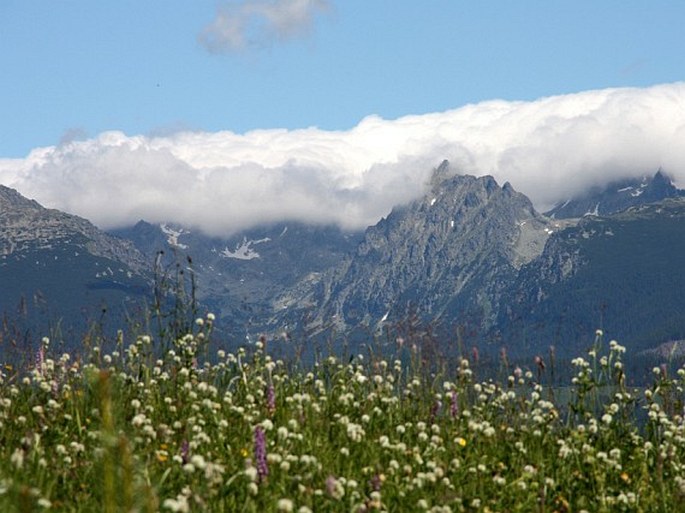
[1,321,684,512]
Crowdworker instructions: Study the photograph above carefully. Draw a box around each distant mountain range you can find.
[545,169,683,218]
[2,166,684,360]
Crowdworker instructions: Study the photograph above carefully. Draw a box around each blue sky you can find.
[1,1,684,235]
[2,1,684,158]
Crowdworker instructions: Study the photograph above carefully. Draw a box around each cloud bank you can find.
[1,82,684,237]
[199,0,330,53]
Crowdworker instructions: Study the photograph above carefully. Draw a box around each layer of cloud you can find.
[199,0,330,53]
[1,82,684,237]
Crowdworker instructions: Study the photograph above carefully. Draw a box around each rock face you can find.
[273,164,558,336]
[4,163,685,360]
[499,197,685,357]
[545,170,682,219]
[0,185,151,347]
[112,220,363,339]
[0,185,148,271]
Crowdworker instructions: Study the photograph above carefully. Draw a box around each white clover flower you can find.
[277,498,294,512]
[10,449,24,469]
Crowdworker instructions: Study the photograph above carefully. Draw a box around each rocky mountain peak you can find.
[0,184,148,271]
[274,171,557,334]
[546,169,683,219]
[0,185,42,211]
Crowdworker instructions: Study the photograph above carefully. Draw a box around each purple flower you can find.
[450,390,459,419]
[325,475,337,496]
[430,399,442,424]
[35,346,45,375]
[254,426,268,483]
[180,439,190,464]
[266,384,276,415]
[369,473,382,492]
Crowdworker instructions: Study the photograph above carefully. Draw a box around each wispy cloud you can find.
[1,83,684,237]
[199,0,330,53]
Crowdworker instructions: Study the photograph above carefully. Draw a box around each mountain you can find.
[498,197,685,357]
[271,164,565,339]
[0,185,151,351]
[111,220,363,340]
[4,163,685,363]
[267,165,685,363]
[545,169,683,219]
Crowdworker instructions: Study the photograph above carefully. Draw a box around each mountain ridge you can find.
[2,165,684,359]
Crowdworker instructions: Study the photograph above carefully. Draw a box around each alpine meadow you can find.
[3,1,685,511]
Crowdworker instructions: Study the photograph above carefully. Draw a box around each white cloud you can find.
[1,82,684,237]
[199,0,330,53]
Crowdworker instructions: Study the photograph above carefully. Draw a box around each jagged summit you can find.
[546,169,683,219]
[428,159,452,190]
[273,172,557,334]
[0,185,44,212]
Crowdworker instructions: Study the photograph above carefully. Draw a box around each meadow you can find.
[1,316,684,512]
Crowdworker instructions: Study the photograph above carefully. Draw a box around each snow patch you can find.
[584,203,600,216]
[617,186,634,192]
[430,197,437,206]
[160,223,189,249]
[220,237,271,260]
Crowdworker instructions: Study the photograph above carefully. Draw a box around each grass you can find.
[0,318,684,512]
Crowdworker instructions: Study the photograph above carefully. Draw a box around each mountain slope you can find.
[112,220,363,339]
[0,185,151,348]
[273,166,561,336]
[498,197,685,356]
[546,169,683,219]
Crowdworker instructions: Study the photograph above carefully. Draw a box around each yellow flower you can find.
[240,447,249,458]
[620,472,630,483]
[457,437,467,447]
[156,450,168,463]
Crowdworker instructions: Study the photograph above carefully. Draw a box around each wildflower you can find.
[266,384,276,415]
[254,426,268,483]
[277,499,294,512]
[450,390,459,418]
[180,440,190,464]
[163,495,190,512]
[369,473,383,492]
[456,437,467,447]
[326,475,345,500]
[430,400,442,423]
[35,345,45,375]
[10,448,24,469]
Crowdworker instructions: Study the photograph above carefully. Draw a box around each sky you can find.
[1,1,685,235]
